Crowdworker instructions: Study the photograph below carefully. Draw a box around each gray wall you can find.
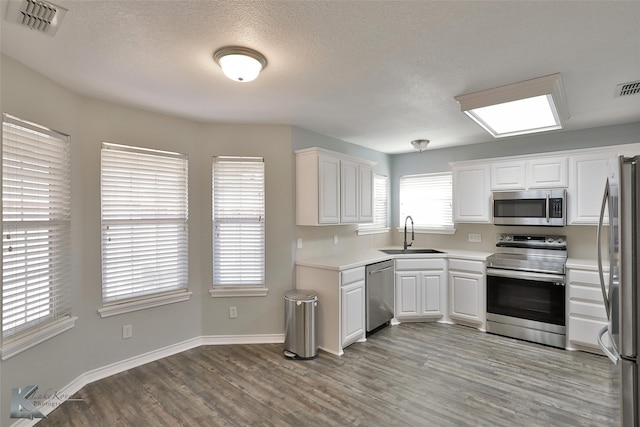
[0,54,295,426]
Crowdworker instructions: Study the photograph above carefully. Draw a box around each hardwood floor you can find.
[39,323,619,426]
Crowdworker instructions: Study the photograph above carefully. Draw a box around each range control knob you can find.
[505,235,513,242]
[557,237,565,244]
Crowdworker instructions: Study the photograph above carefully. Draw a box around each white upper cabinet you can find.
[490,157,568,191]
[295,147,376,226]
[568,151,611,225]
[358,164,374,223]
[340,159,359,223]
[526,156,568,188]
[491,160,526,190]
[452,163,491,223]
[318,155,341,224]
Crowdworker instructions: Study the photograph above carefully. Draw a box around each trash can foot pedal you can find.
[283,350,297,359]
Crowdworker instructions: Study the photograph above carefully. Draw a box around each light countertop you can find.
[295,247,493,271]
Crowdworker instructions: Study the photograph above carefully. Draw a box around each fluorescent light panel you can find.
[455,74,568,138]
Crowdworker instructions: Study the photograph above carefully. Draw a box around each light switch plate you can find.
[297,238,303,249]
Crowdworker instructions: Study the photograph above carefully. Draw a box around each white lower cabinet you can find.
[341,279,365,347]
[295,264,366,356]
[395,258,446,321]
[448,258,486,328]
[567,265,609,353]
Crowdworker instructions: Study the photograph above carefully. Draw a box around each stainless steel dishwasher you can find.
[365,259,394,334]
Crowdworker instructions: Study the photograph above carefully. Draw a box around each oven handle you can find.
[486,268,565,284]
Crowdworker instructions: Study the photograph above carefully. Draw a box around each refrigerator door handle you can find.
[596,178,611,319]
[597,325,619,365]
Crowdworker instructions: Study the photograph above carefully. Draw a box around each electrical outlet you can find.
[297,238,303,249]
[468,233,482,243]
[229,306,237,319]
[122,324,133,339]
[333,235,338,244]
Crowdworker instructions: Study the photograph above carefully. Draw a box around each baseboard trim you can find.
[11,333,285,427]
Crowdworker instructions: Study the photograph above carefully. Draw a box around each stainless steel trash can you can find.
[284,290,318,359]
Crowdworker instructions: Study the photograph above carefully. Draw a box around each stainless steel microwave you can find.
[492,189,566,226]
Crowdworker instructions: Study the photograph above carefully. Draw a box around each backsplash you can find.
[296,223,601,261]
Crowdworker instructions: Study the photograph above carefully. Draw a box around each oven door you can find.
[486,268,565,326]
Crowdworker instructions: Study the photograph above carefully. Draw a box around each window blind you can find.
[399,172,453,229]
[101,143,188,303]
[212,157,265,286]
[358,174,388,231]
[2,114,72,340]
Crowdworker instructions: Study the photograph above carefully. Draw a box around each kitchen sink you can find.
[380,248,445,255]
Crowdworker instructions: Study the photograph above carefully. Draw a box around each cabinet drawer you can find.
[569,269,607,286]
[569,300,607,320]
[569,284,607,303]
[395,258,445,271]
[448,258,484,273]
[569,316,609,348]
[341,267,365,286]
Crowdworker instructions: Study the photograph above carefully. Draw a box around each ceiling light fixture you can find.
[411,139,430,152]
[213,46,267,83]
[454,73,569,138]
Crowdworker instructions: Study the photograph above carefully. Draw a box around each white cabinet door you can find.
[452,164,491,223]
[395,272,420,318]
[449,270,483,325]
[318,155,341,224]
[527,157,568,188]
[568,152,611,224]
[340,160,359,223]
[419,272,443,317]
[341,280,365,347]
[490,161,526,190]
[358,164,374,223]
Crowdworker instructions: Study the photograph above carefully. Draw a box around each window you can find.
[358,174,388,234]
[100,143,189,315]
[399,172,454,232]
[2,114,75,358]
[212,157,265,293]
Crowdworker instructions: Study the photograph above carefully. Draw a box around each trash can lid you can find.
[284,289,318,302]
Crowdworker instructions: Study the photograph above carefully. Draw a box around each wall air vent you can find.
[615,80,640,97]
[4,0,68,36]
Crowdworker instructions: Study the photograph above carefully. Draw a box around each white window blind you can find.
[2,114,72,340]
[399,172,453,229]
[101,143,188,304]
[213,157,265,286]
[358,174,388,232]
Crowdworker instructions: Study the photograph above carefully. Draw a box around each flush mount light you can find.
[454,73,569,138]
[411,139,430,152]
[213,46,267,83]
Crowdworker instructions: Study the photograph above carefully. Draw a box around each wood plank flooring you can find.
[39,323,619,426]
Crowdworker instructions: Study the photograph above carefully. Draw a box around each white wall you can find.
[0,54,295,427]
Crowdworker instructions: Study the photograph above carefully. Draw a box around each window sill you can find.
[209,287,269,298]
[357,227,390,236]
[98,291,193,318]
[395,227,456,235]
[1,316,78,361]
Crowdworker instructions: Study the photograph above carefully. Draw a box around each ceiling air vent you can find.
[4,0,68,36]
[615,80,640,97]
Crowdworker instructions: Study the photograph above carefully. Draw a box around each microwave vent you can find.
[615,80,640,97]
[4,0,68,36]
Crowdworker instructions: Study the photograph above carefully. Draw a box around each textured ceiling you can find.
[1,0,639,154]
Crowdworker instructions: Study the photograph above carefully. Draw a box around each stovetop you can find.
[487,234,567,275]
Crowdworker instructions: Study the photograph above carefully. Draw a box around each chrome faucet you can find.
[403,215,414,250]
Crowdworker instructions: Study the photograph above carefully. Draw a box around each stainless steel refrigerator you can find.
[597,155,639,427]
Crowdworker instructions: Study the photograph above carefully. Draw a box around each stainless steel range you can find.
[486,233,567,348]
